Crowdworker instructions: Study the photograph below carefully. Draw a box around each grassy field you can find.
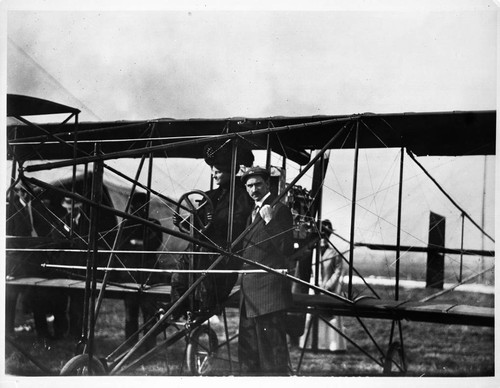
[4,284,494,377]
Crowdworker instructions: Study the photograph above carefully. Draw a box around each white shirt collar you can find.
[254,192,271,209]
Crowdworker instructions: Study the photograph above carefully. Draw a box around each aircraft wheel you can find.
[186,325,219,375]
[175,190,214,234]
[60,354,107,376]
[383,341,407,375]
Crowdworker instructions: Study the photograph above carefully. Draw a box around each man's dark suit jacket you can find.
[240,194,294,318]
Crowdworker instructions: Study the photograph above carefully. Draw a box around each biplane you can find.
[5,93,495,376]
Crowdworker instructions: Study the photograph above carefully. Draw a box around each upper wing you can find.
[7,95,495,165]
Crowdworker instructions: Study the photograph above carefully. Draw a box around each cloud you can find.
[7,9,496,121]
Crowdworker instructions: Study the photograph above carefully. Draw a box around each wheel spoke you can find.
[175,190,214,235]
[186,325,218,375]
[183,197,196,211]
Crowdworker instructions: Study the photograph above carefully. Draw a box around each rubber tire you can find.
[60,354,107,376]
[186,325,219,375]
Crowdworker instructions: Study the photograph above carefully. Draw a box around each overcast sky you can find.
[4,1,497,121]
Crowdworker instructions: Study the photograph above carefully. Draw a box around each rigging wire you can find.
[362,149,400,280]
[407,149,494,243]
[313,119,493,299]
[7,112,492,300]
[8,37,102,121]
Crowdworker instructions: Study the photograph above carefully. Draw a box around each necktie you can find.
[252,204,260,222]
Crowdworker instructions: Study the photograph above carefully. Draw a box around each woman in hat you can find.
[300,219,347,352]
[171,140,254,314]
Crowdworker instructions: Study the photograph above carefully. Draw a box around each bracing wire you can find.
[9,112,493,299]
[8,37,102,121]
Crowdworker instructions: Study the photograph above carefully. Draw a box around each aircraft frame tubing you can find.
[7,102,495,375]
[19,122,355,300]
[406,148,495,243]
[22,115,355,173]
[15,117,387,374]
[296,312,386,373]
[11,121,363,374]
[9,115,413,375]
[107,123,358,373]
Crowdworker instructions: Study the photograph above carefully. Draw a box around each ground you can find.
[4,285,494,377]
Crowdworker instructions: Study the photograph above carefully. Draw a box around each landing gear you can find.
[383,341,407,375]
[186,325,219,375]
[60,354,107,376]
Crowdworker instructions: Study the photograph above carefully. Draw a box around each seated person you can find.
[171,140,254,315]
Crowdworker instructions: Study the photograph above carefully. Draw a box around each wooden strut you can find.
[6,248,217,254]
[110,122,354,374]
[110,254,227,374]
[10,134,231,145]
[11,108,495,375]
[10,121,150,144]
[353,243,495,257]
[18,121,354,374]
[25,173,312,289]
[348,121,359,299]
[21,120,354,306]
[406,149,495,243]
[94,144,151,322]
[41,264,288,274]
[23,116,355,173]
[395,147,404,301]
[418,266,494,303]
[13,119,186,212]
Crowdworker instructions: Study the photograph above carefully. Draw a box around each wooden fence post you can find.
[426,212,445,289]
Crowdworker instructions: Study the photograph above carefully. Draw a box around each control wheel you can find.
[175,190,214,235]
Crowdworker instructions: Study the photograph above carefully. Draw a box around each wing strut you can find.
[407,149,494,243]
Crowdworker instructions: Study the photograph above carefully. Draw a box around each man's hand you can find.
[259,205,274,224]
[173,213,181,227]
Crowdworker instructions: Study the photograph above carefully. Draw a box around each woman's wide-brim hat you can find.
[204,140,254,172]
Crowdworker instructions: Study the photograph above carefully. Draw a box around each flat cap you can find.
[240,166,270,183]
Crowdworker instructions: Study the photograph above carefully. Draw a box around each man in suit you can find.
[61,196,89,339]
[6,186,68,339]
[238,166,294,375]
[6,185,35,335]
[29,194,69,339]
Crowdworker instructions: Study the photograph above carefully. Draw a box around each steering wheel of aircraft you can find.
[175,190,214,235]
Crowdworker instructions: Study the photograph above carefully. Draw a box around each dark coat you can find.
[240,194,294,318]
[115,217,163,284]
[6,197,33,237]
[171,182,253,311]
[204,182,253,249]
